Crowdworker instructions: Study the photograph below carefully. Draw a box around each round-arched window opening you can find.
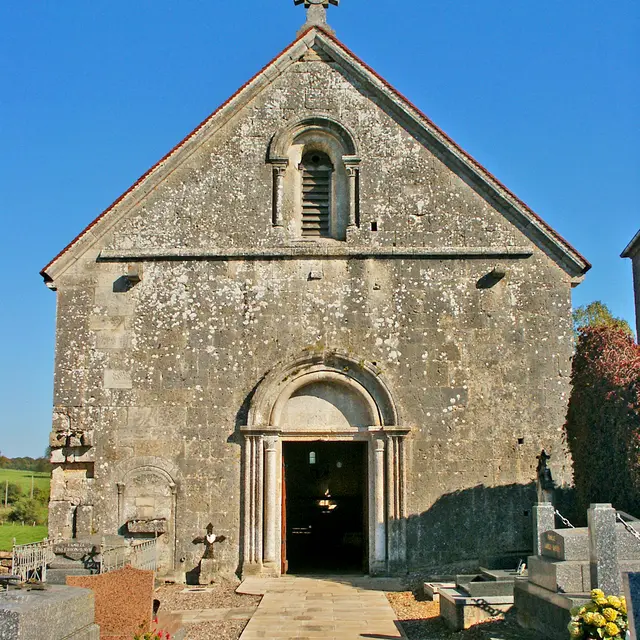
[299,151,334,237]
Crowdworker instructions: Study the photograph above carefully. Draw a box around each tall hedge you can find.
[564,326,640,515]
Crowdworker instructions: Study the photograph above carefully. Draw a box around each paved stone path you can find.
[237,576,405,640]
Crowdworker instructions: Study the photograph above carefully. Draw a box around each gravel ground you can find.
[387,591,546,640]
[156,579,261,640]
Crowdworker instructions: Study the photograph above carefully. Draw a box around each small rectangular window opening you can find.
[309,451,317,465]
[370,221,378,232]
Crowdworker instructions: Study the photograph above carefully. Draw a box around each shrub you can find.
[3,483,22,505]
[9,499,45,525]
[32,487,50,505]
[564,326,640,514]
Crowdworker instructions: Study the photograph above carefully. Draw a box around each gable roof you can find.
[622,229,640,258]
[41,26,591,283]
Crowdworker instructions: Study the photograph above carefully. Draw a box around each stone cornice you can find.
[98,246,533,262]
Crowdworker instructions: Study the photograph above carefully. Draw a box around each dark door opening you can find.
[283,441,368,574]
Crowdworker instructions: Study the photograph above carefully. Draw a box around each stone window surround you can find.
[268,115,360,233]
[240,352,410,577]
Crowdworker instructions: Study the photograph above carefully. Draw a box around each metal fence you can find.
[100,538,158,574]
[11,538,55,583]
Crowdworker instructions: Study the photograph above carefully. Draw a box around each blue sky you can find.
[1,1,638,457]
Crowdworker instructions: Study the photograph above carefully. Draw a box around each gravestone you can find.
[588,503,622,594]
[0,585,99,640]
[67,565,155,640]
[624,573,640,640]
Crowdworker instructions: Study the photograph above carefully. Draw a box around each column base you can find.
[241,562,264,578]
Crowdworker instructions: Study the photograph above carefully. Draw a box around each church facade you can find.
[42,5,590,578]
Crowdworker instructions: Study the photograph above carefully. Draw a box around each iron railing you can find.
[11,538,55,583]
[100,537,158,574]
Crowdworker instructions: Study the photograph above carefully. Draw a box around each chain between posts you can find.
[617,513,640,543]
[554,509,575,529]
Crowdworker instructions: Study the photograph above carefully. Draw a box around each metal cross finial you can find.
[294,0,339,36]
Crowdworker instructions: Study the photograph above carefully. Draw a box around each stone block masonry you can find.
[41,25,588,579]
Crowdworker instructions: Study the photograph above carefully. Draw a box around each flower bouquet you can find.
[568,589,628,639]
[133,619,172,640]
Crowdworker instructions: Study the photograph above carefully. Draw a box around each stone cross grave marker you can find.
[193,523,226,585]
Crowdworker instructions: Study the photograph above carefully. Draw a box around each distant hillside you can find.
[0,453,51,473]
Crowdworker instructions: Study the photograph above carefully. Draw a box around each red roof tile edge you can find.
[41,26,590,279]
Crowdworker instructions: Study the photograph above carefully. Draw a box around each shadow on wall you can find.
[406,481,580,572]
[406,482,538,571]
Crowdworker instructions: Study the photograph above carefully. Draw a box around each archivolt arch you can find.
[247,349,399,429]
[268,115,360,162]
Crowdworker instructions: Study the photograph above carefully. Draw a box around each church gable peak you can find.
[41,26,589,284]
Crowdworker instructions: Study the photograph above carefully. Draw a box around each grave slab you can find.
[439,587,513,631]
[624,572,640,640]
[0,585,99,640]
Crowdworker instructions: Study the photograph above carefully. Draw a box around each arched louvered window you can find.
[299,151,333,237]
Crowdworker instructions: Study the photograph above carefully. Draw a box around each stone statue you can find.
[193,523,226,560]
[536,449,555,503]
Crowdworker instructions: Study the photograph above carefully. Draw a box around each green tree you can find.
[4,483,22,505]
[573,301,633,336]
[9,498,45,525]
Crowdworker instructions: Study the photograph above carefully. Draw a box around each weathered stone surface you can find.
[42,25,586,577]
[0,585,99,640]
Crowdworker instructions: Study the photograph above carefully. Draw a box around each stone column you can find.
[272,162,288,227]
[263,437,278,568]
[116,482,125,526]
[345,163,358,228]
[588,503,622,594]
[533,503,555,556]
[386,435,407,572]
[242,435,264,575]
[371,437,387,574]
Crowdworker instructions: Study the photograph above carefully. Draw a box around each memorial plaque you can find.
[53,541,96,561]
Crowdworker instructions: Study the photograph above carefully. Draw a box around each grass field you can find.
[0,523,48,550]
[0,469,50,550]
[0,469,50,496]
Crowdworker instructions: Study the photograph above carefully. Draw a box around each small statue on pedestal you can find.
[193,523,226,585]
[536,449,555,504]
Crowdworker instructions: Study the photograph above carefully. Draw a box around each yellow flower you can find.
[583,612,595,625]
[596,596,608,607]
[607,595,622,609]
[592,588,605,600]
[619,597,627,614]
[592,613,607,627]
[602,607,618,622]
[570,605,585,617]
[604,622,620,637]
[567,621,582,637]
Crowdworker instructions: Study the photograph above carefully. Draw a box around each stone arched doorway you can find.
[241,350,409,577]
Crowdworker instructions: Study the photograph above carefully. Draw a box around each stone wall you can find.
[46,38,577,576]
